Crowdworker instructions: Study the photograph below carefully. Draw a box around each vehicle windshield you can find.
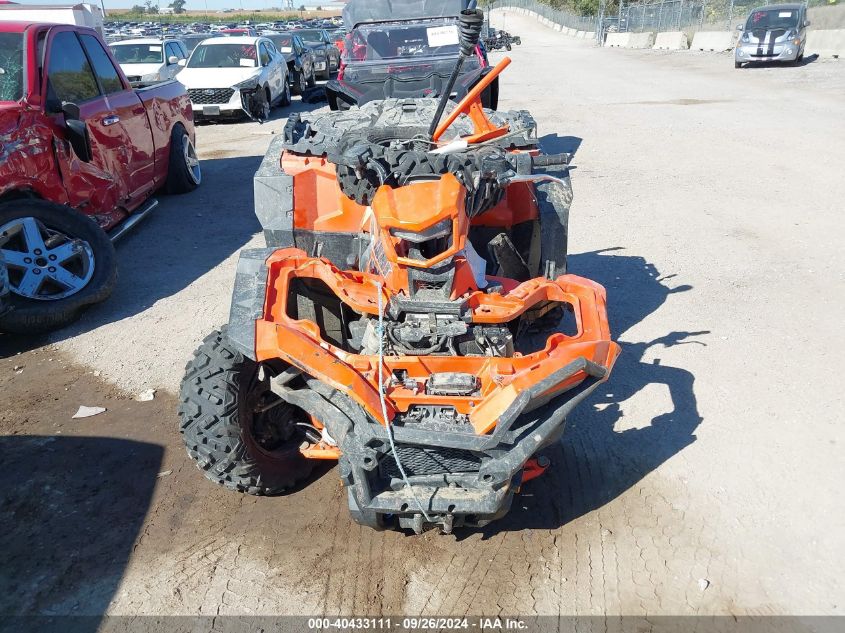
[111,42,164,64]
[745,8,800,30]
[187,43,258,68]
[268,34,293,53]
[345,18,461,63]
[296,29,324,45]
[0,32,24,102]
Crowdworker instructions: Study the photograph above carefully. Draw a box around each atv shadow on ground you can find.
[538,133,582,158]
[475,247,707,537]
[0,435,162,628]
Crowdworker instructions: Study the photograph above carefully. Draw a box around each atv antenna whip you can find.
[427,8,485,141]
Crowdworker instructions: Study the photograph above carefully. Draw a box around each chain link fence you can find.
[489,0,600,33]
[492,0,836,43]
[610,0,833,33]
[613,0,783,33]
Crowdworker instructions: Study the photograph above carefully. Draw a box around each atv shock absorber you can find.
[427,8,485,141]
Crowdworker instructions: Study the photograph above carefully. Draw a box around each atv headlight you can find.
[391,218,452,243]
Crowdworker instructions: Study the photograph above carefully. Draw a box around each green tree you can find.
[130,4,146,14]
[169,0,186,14]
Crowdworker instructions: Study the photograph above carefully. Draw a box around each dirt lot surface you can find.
[1,13,843,621]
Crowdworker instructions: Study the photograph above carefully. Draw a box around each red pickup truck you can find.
[0,22,201,333]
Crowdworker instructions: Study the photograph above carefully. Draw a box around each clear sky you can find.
[7,0,344,11]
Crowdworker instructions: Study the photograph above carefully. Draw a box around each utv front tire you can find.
[178,329,313,495]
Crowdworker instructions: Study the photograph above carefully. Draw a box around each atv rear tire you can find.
[0,200,117,334]
[178,328,314,495]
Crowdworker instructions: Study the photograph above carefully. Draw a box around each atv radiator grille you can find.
[188,88,235,105]
[380,446,481,478]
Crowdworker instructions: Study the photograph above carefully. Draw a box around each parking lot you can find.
[1,11,843,619]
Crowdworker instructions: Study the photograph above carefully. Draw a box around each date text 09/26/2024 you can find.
[307,618,528,630]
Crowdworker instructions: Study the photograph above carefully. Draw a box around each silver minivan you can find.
[735,3,809,68]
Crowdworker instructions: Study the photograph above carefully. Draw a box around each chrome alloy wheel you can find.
[182,133,202,185]
[0,217,95,300]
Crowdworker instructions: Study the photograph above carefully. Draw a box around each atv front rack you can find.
[249,248,618,432]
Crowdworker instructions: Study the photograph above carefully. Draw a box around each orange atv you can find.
[179,10,618,533]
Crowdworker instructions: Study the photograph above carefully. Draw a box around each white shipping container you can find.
[0,3,105,37]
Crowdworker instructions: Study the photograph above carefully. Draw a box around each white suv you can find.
[178,36,291,121]
[109,38,188,84]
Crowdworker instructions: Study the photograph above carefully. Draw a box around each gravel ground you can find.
[1,12,843,619]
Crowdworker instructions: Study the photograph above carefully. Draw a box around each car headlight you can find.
[232,76,260,91]
[142,72,161,82]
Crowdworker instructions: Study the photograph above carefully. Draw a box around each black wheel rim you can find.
[242,367,309,459]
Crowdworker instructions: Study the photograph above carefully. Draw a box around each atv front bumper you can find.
[339,353,613,532]
[227,247,619,531]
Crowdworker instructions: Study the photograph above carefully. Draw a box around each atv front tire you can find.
[178,329,314,495]
[535,176,572,278]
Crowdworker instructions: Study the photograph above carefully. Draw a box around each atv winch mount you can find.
[178,11,619,534]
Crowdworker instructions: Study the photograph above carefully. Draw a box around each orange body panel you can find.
[255,248,619,438]
[282,153,369,233]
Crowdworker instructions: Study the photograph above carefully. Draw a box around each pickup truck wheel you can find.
[178,328,314,495]
[165,124,201,194]
[307,67,317,87]
[0,200,116,334]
